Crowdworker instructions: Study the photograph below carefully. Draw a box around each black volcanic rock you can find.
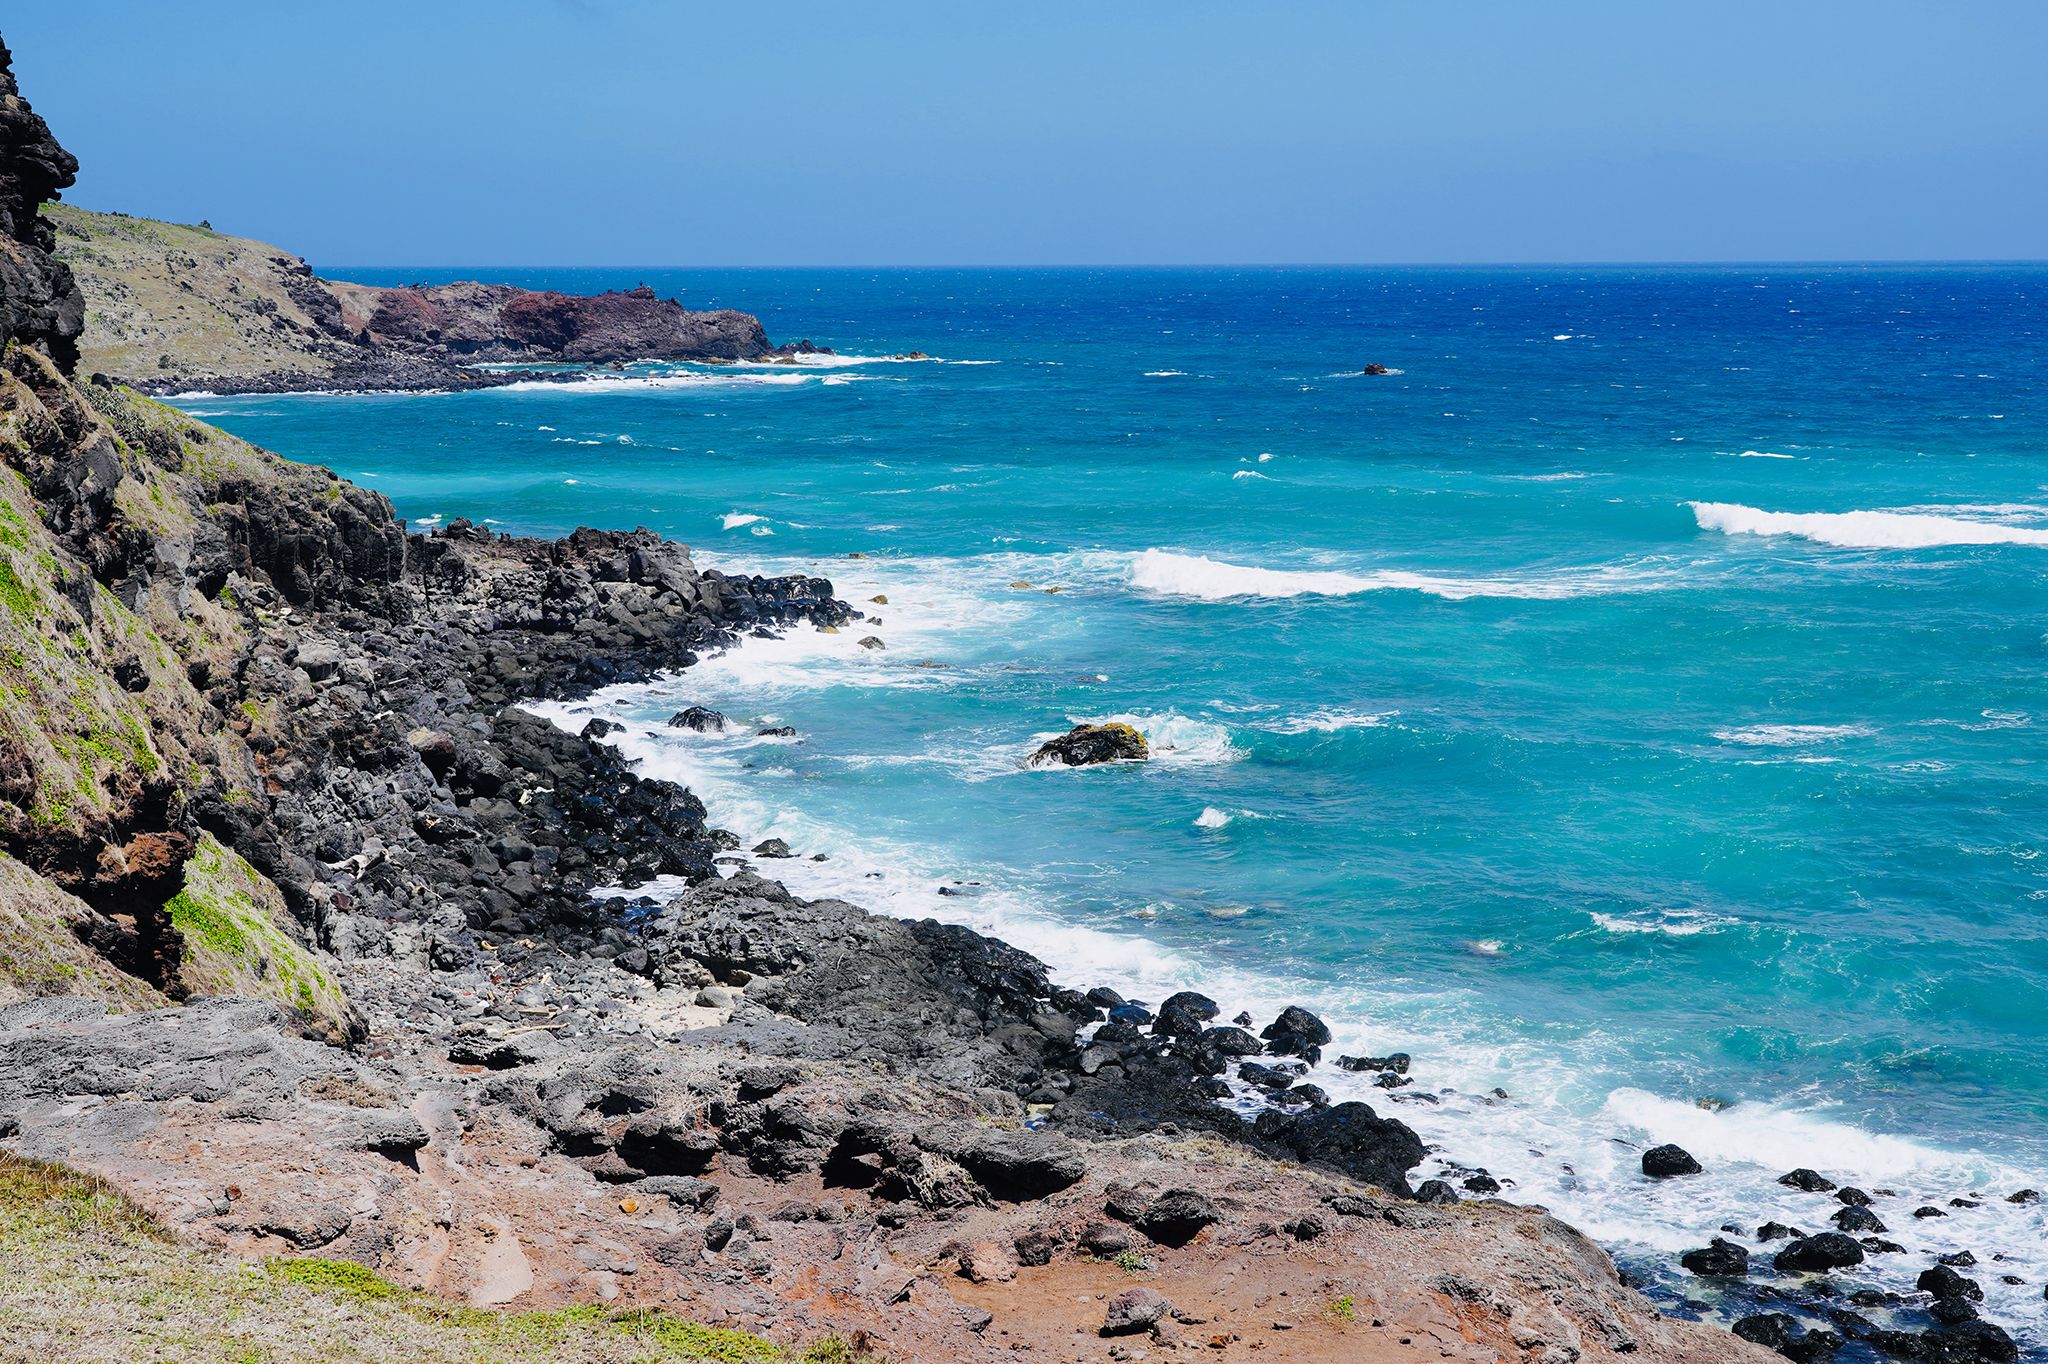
[1642,1144,1702,1177]
[0,35,84,371]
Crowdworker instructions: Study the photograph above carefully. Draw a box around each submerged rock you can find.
[1030,722,1147,767]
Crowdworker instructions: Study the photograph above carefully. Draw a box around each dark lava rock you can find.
[1196,1026,1262,1057]
[1781,1168,1840,1193]
[1461,1174,1501,1195]
[1372,1073,1412,1089]
[1238,1061,1299,1090]
[1937,1252,1977,1268]
[757,726,796,737]
[1832,1206,1888,1234]
[1158,991,1219,1023]
[1284,1101,1426,1197]
[1837,1187,1875,1206]
[2007,1189,2040,1205]
[1929,1298,1981,1327]
[1914,1206,1949,1219]
[1642,1144,1703,1178]
[1918,1266,1984,1303]
[1030,722,1148,766]
[1261,1005,1332,1047]
[1861,1239,1907,1254]
[1775,1232,1866,1274]
[1135,1188,1221,1247]
[750,838,793,858]
[1733,1313,1802,1351]
[1929,1322,2020,1364]
[1014,1228,1060,1266]
[1337,1052,1411,1074]
[1413,1179,1459,1206]
[1680,1237,1750,1277]
[668,706,726,731]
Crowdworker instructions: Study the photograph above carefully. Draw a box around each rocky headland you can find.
[46,201,833,395]
[0,28,2031,1364]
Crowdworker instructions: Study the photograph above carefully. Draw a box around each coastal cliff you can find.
[47,202,831,394]
[0,30,1811,1364]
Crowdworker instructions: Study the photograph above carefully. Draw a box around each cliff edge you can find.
[49,202,831,394]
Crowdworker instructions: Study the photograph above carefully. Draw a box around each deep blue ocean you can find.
[176,265,2047,1343]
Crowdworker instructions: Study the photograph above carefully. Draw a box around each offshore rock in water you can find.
[1774,1231,1865,1274]
[1679,1237,1750,1277]
[1031,722,1148,767]
[668,706,725,732]
[1641,1143,1702,1177]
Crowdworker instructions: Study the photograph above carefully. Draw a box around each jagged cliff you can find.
[0,36,83,371]
[49,202,830,393]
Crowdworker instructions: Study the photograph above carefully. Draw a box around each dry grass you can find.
[0,1154,872,1364]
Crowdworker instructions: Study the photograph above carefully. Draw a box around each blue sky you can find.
[14,2,2046,265]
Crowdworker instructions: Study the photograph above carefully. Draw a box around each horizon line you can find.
[309,259,2048,273]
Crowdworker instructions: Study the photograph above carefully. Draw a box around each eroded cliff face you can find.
[0,37,83,371]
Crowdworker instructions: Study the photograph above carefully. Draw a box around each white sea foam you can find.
[1736,451,1794,459]
[1194,807,1232,829]
[1126,549,1659,602]
[720,512,765,529]
[1588,911,1737,937]
[1231,471,1273,481]
[1691,501,2048,548]
[1259,709,1396,734]
[1713,724,1874,746]
[534,681,2048,1338]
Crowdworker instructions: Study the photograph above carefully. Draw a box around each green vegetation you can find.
[0,559,37,616]
[1114,1249,1146,1274]
[0,1153,880,1363]
[1329,1294,1356,1322]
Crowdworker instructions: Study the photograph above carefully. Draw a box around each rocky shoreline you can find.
[0,27,2033,1364]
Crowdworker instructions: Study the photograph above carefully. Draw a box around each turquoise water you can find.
[179,266,2048,1338]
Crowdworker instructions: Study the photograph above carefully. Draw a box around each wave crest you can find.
[1690,502,2048,549]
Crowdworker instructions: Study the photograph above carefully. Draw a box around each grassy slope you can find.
[0,1154,871,1364]
[43,204,341,383]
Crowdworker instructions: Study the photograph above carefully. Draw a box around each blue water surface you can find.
[176,265,2048,1341]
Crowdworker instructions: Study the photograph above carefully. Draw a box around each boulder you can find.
[1757,1222,1805,1241]
[1836,1186,1874,1206]
[1286,1101,1426,1196]
[1261,1005,1333,1047]
[1412,1179,1459,1206]
[1774,1232,1865,1273]
[960,1239,1017,1284]
[1779,1168,1838,1193]
[1080,1221,1134,1256]
[1642,1144,1702,1177]
[1831,1206,1887,1234]
[1918,1266,1984,1303]
[668,706,725,731]
[1679,1237,1749,1276]
[1103,1287,1171,1335]
[1136,1188,1221,1247]
[1030,722,1147,766]
[1732,1314,1801,1352]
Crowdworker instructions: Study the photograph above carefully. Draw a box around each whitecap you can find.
[1144,370,1188,377]
[1737,451,1794,459]
[1588,911,1737,937]
[1126,549,1659,602]
[721,513,765,529]
[1712,724,1874,746]
[1690,501,2048,548]
[1194,807,1232,829]
[1231,471,1273,481]
[1260,709,1397,734]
